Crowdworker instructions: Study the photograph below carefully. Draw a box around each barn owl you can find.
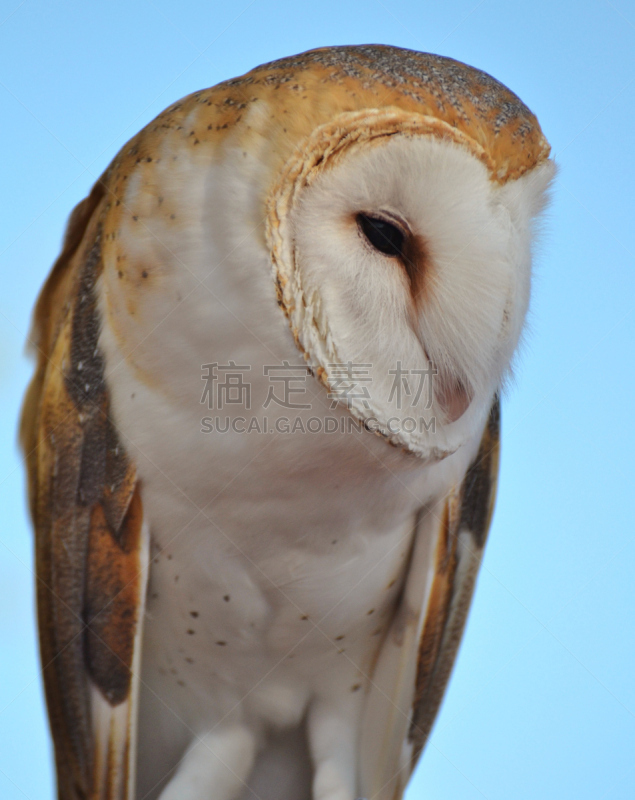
[21,45,554,800]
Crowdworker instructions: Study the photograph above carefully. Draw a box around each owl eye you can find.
[357,213,406,258]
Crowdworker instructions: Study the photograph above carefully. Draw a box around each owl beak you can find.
[435,374,472,423]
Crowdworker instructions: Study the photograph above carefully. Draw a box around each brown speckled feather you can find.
[20,177,148,800]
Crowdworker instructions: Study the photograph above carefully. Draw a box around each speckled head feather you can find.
[104,44,550,206]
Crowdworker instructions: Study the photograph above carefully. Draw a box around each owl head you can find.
[100,45,554,461]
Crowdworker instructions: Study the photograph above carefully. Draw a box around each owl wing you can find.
[360,398,500,800]
[20,181,149,800]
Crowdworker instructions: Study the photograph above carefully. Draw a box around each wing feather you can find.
[20,180,149,800]
[360,398,500,800]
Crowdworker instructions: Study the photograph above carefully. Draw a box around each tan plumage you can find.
[21,44,551,800]
[21,177,148,799]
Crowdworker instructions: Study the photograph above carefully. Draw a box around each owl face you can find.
[268,111,554,458]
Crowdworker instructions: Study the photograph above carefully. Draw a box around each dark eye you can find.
[357,213,405,258]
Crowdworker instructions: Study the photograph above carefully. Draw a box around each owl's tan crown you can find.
[104,44,550,205]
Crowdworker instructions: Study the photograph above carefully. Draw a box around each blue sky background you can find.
[1,1,634,798]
